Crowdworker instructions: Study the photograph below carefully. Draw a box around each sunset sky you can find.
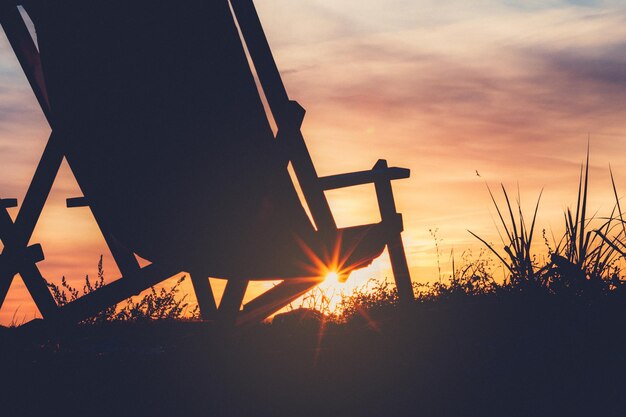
[1,0,626,324]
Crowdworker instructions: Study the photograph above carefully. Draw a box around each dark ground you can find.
[1,295,625,417]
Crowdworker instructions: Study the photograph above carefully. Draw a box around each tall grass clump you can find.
[470,149,626,298]
[468,183,544,290]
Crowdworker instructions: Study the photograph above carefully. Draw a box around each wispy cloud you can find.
[258,0,626,274]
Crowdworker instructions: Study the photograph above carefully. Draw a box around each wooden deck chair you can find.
[0,0,413,327]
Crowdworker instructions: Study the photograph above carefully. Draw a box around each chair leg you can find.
[0,205,58,318]
[387,233,414,302]
[0,266,10,309]
[218,279,249,325]
[190,273,217,320]
[373,159,414,302]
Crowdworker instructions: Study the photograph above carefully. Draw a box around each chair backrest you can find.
[25,0,318,277]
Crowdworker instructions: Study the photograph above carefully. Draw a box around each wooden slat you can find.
[237,278,322,326]
[0,198,17,209]
[229,0,289,126]
[66,196,88,208]
[101,233,141,278]
[13,135,64,246]
[0,261,13,311]
[0,5,52,123]
[230,0,336,232]
[319,165,410,191]
[219,279,248,322]
[220,279,249,313]
[191,273,218,320]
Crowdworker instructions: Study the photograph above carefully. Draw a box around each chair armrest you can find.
[0,198,17,209]
[318,164,409,191]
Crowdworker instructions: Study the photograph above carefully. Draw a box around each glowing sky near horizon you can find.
[1,0,626,324]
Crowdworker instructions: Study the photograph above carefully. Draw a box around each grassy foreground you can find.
[1,288,625,417]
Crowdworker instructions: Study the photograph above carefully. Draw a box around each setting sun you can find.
[325,271,340,282]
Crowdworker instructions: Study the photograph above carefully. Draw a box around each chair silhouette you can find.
[0,0,413,326]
